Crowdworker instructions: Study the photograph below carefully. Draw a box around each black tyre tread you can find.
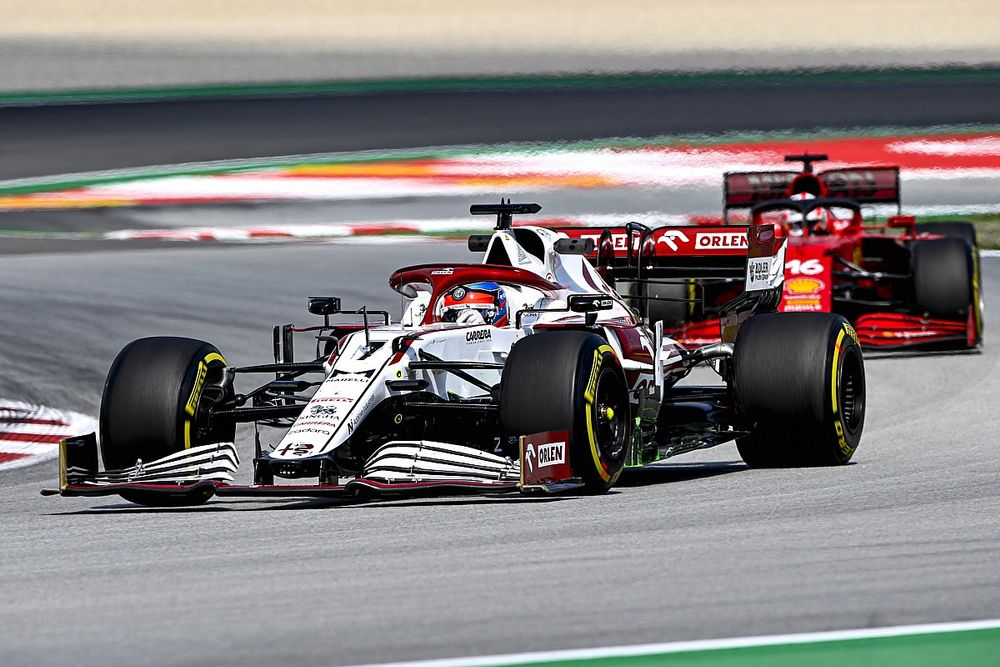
[100,336,232,470]
[733,313,865,467]
[912,238,974,319]
[918,221,978,247]
[500,331,629,493]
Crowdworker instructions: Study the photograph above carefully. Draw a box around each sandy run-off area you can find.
[1,1,999,89]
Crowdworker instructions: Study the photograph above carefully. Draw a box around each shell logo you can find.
[785,277,825,294]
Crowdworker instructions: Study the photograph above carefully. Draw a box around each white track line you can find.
[344,618,1000,667]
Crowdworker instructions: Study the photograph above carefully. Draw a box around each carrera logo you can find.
[785,277,825,294]
[466,328,492,342]
[656,229,691,251]
[695,232,747,250]
[536,442,566,468]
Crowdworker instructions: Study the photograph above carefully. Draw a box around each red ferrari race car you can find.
[658,153,983,350]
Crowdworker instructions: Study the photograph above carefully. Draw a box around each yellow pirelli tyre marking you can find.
[972,252,983,339]
[184,352,227,449]
[584,344,615,483]
[830,328,856,458]
[830,329,846,414]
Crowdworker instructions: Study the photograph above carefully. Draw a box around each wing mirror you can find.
[554,237,596,255]
[307,296,342,315]
[568,294,614,312]
[887,215,916,230]
[398,284,419,299]
[468,235,491,252]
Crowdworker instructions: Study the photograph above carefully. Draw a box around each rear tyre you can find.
[100,337,235,471]
[912,238,975,320]
[500,331,630,493]
[733,313,865,467]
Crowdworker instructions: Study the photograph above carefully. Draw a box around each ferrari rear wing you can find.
[724,166,901,214]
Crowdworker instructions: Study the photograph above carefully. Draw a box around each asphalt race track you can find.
[2,73,1000,179]
[2,80,1000,665]
[1,242,998,666]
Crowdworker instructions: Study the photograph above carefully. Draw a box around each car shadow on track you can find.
[44,493,573,515]
[617,461,747,487]
[44,464,749,514]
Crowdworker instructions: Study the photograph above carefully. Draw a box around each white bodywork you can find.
[268,225,782,475]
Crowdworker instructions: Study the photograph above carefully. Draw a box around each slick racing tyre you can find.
[912,237,976,320]
[733,313,865,467]
[500,331,630,493]
[100,337,235,471]
[918,221,978,248]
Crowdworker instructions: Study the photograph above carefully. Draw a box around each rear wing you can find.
[555,223,786,339]
[555,223,780,277]
[724,166,901,214]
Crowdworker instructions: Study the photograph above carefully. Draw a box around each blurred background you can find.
[3,5,1000,667]
[2,0,998,90]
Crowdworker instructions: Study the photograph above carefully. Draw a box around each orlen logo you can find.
[694,232,748,250]
[536,442,566,468]
[785,277,825,294]
[656,229,691,251]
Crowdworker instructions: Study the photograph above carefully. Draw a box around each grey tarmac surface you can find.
[2,74,1000,180]
[1,242,998,666]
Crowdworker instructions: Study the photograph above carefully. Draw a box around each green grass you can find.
[925,216,1000,249]
[2,66,999,108]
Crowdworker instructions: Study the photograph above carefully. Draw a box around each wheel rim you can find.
[838,349,864,434]
[593,367,629,462]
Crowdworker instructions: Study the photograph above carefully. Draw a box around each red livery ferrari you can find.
[657,153,983,350]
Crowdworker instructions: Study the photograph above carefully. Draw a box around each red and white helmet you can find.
[783,192,828,233]
[440,281,510,327]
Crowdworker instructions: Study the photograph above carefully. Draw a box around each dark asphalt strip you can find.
[1,77,999,179]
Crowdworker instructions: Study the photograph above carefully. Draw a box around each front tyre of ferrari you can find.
[733,313,865,467]
[99,337,236,472]
[917,220,978,248]
[500,331,630,493]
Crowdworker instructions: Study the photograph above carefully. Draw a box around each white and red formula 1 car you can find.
[46,202,866,506]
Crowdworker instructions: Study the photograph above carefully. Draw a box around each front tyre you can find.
[500,331,630,493]
[733,313,865,467]
[99,337,235,470]
[918,221,977,248]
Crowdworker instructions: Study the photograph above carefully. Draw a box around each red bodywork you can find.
[668,159,981,350]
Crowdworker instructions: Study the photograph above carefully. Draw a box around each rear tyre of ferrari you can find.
[100,337,235,472]
[500,331,630,493]
[912,237,975,320]
[918,221,978,248]
[733,313,865,467]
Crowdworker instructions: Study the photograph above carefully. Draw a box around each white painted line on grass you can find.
[344,618,1000,667]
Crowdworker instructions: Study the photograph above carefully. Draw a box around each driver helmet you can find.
[784,192,828,234]
[441,281,509,327]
